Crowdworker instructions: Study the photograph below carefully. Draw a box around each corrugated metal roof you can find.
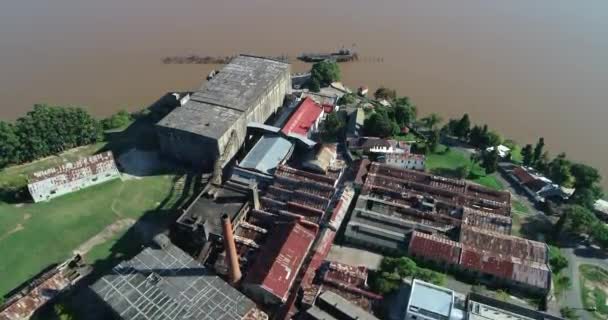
[239,135,293,175]
[281,97,323,136]
[408,231,462,264]
[408,279,454,318]
[28,151,116,184]
[459,226,547,264]
[244,221,317,303]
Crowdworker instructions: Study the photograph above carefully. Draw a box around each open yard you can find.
[0,174,180,296]
[426,145,504,190]
[0,117,192,297]
[580,264,608,318]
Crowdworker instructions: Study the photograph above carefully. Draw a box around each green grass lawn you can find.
[580,264,608,318]
[0,175,178,296]
[512,199,530,214]
[426,145,504,190]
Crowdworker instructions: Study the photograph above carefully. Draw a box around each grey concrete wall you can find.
[157,126,219,170]
[217,66,291,169]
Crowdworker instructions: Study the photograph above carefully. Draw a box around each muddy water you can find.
[1,0,607,187]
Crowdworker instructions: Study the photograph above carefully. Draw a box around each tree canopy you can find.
[101,110,132,130]
[374,87,397,101]
[364,112,397,137]
[370,257,446,295]
[310,60,341,86]
[322,112,345,141]
[0,105,103,169]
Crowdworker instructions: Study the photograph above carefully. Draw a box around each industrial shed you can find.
[157,55,291,171]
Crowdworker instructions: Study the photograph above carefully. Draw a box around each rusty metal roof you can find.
[27,151,116,184]
[459,226,548,264]
[408,231,462,265]
[244,221,317,303]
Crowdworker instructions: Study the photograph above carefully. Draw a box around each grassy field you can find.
[426,145,504,190]
[0,117,189,297]
[0,175,179,296]
[512,199,530,214]
[580,264,608,318]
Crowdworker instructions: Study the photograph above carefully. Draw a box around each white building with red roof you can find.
[281,97,324,138]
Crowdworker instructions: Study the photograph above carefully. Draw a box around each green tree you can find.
[532,137,545,165]
[521,144,534,166]
[428,129,441,153]
[570,163,601,190]
[364,112,396,137]
[456,165,470,179]
[486,131,502,148]
[338,93,357,105]
[310,60,341,86]
[557,205,598,234]
[101,110,132,130]
[570,187,597,209]
[560,306,580,320]
[14,105,102,162]
[481,149,499,174]
[421,113,443,130]
[453,113,471,138]
[591,223,608,249]
[394,104,414,127]
[469,125,483,147]
[0,121,21,167]
[374,87,397,101]
[309,77,321,92]
[322,112,345,140]
[547,153,574,187]
[549,246,568,274]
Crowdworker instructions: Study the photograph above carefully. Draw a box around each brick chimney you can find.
[221,214,242,285]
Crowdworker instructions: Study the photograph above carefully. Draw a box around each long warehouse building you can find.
[156,55,291,171]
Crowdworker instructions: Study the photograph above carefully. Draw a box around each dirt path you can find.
[73,218,135,255]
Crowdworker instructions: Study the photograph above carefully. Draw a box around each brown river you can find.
[1,0,607,188]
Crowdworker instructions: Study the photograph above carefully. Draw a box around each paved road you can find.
[562,246,608,320]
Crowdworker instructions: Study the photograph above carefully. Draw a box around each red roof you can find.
[512,167,535,185]
[408,232,462,264]
[460,248,514,279]
[244,221,317,303]
[282,97,323,136]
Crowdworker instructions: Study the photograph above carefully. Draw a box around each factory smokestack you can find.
[221,214,242,285]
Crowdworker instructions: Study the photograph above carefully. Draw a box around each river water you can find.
[1,0,607,188]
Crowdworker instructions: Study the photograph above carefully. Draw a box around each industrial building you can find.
[305,291,379,320]
[344,162,512,254]
[174,183,251,255]
[281,97,324,138]
[27,151,120,202]
[237,134,294,176]
[404,279,460,320]
[342,162,550,294]
[157,55,291,172]
[243,220,317,305]
[408,230,551,294]
[380,153,426,171]
[467,293,563,320]
[0,255,90,320]
[90,234,266,320]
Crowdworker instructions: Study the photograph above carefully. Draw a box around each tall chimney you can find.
[221,214,242,285]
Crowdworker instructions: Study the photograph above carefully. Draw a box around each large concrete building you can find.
[156,55,291,173]
[90,234,267,320]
